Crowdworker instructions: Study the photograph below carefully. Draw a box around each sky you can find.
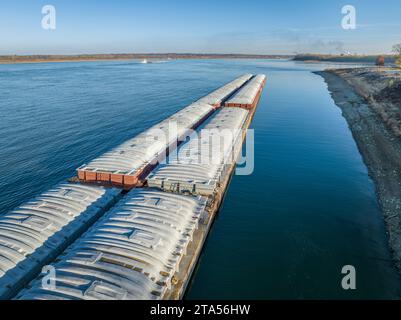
[0,0,400,55]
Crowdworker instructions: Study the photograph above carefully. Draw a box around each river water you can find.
[0,59,399,299]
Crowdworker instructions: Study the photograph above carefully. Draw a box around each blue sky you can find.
[0,0,400,55]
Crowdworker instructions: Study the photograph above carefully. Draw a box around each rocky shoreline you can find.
[316,68,401,272]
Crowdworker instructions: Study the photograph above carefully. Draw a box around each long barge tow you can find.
[0,74,266,300]
[163,76,265,299]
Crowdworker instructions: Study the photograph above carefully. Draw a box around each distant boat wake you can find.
[140,59,168,64]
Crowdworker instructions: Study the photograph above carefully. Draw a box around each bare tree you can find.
[393,44,401,68]
[393,44,401,53]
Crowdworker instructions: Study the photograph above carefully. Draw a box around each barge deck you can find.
[163,91,261,299]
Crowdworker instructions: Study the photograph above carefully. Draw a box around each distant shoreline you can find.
[0,58,151,65]
[0,53,293,65]
[1,53,397,65]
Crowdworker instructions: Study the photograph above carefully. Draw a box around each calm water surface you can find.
[0,59,399,299]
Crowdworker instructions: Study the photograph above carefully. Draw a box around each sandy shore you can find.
[316,69,401,272]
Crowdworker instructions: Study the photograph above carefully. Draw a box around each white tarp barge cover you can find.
[17,189,207,300]
[196,74,253,106]
[0,183,119,299]
[78,102,214,175]
[225,74,266,106]
[147,108,249,195]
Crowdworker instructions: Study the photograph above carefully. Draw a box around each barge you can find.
[147,108,249,196]
[163,81,264,299]
[1,74,266,300]
[225,74,266,109]
[0,183,120,299]
[196,74,253,108]
[77,102,215,189]
[76,74,259,190]
[17,190,208,300]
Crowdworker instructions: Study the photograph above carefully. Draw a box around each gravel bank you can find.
[316,69,401,272]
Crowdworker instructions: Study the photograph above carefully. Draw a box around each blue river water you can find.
[0,59,400,299]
